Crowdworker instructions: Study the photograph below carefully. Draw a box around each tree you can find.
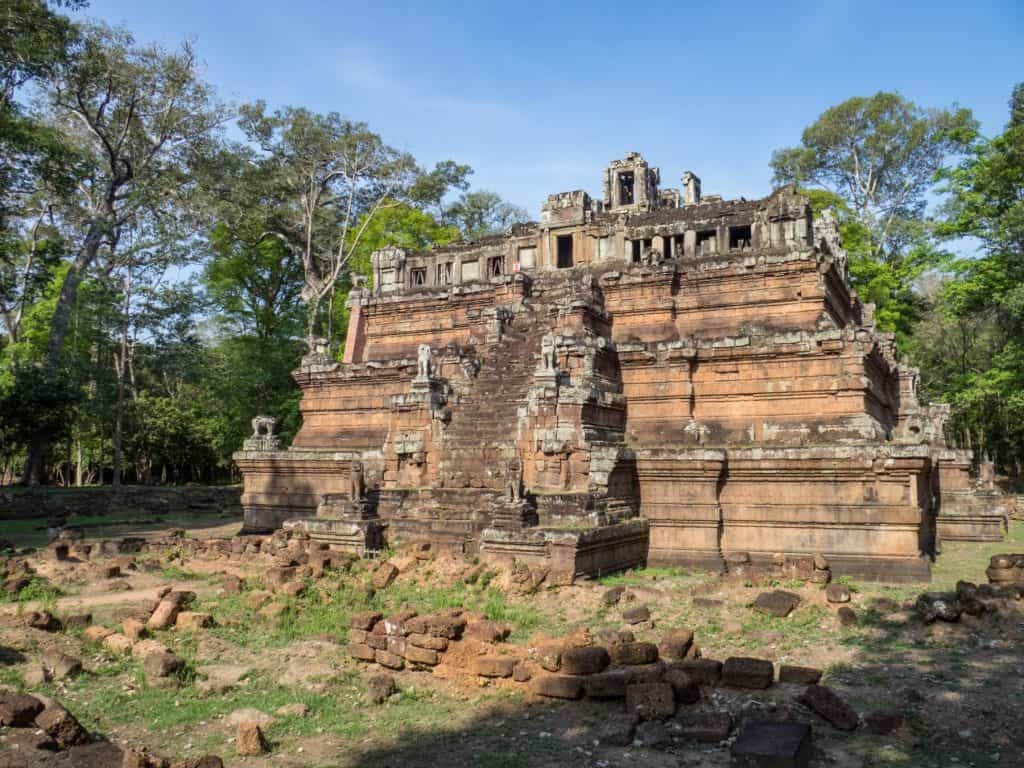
[20,23,223,482]
[924,83,1024,473]
[0,1,86,346]
[771,93,976,337]
[235,103,473,350]
[447,190,529,240]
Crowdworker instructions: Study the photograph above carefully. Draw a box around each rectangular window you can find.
[556,235,574,268]
[488,255,503,277]
[410,267,427,286]
[631,240,641,263]
[673,234,685,258]
[729,225,752,251]
[517,246,537,270]
[436,262,452,285]
[697,230,717,256]
[618,171,635,205]
[461,259,479,282]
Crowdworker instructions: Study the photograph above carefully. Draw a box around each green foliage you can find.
[446,190,529,239]
[921,83,1024,470]
[774,93,974,344]
[1,575,62,611]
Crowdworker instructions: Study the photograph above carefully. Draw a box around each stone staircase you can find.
[438,306,544,494]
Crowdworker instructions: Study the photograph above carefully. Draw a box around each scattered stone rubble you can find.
[0,693,223,767]
[345,603,889,752]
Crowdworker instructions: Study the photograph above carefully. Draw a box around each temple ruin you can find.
[234,152,1005,581]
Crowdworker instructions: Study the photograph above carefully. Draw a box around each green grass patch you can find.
[0,575,63,611]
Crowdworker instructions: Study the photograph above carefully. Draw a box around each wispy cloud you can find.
[328,47,522,125]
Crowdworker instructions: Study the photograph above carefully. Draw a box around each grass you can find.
[596,565,689,586]
[0,574,63,612]
[157,563,218,583]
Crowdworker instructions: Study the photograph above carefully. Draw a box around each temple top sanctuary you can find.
[235,153,1001,582]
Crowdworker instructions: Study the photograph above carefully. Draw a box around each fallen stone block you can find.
[915,592,960,623]
[143,650,184,682]
[778,665,822,684]
[465,619,511,643]
[609,641,658,666]
[236,721,268,756]
[799,684,859,731]
[408,632,447,651]
[146,599,181,630]
[602,586,625,606]
[131,639,171,662]
[366,672,397,704]
[384,610,418,636]
[628,661,667,684]
[622,604,651,624]
[512,661,533,682]
[825,583,851,603]
[102,632,134,655]
[753,590,801,618]
[722,657,774,689]
[372,562,399,589]
[663,669,700,704]
[349,610,383,631]
[405,644,440,666]
[122,618,148,641]
[560,646,610,675]
[626,682,676,720]
[658,628,694,661]
[176,611,214,630]
[374,650,404,670]
[731,719,812,767]
[584,669,632,698]
[531,675,583,700]
[671,658,722,685]
[34,699,90,747]
[0,694,44,726]
[471,656,515,678]
[41,649,81,680]
[349,643,376,662]
[426,614,466,639]
[593,628,634,647]
[23,611,60,632]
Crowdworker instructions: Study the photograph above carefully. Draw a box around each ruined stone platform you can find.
[234,152,1000,581]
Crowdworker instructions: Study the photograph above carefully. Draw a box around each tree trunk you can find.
[22,227,105,485]
[112,267,132,487]
[75,438,83,487]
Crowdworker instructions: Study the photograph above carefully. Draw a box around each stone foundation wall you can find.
[0,485,241,522]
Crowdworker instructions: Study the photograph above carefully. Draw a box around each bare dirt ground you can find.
[1,508,1022,768]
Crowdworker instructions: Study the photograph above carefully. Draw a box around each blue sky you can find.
[85,0,1021,216]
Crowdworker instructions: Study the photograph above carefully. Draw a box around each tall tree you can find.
[771,93,976,337]
[18,23,224,482]
[235,103,470,350]
[924,83,1024,472]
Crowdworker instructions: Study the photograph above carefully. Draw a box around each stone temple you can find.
[235,152,1003,581]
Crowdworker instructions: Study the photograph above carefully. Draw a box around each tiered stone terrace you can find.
[234,152,1003,581]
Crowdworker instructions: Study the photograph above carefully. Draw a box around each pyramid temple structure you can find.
[234,153,1004,581]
